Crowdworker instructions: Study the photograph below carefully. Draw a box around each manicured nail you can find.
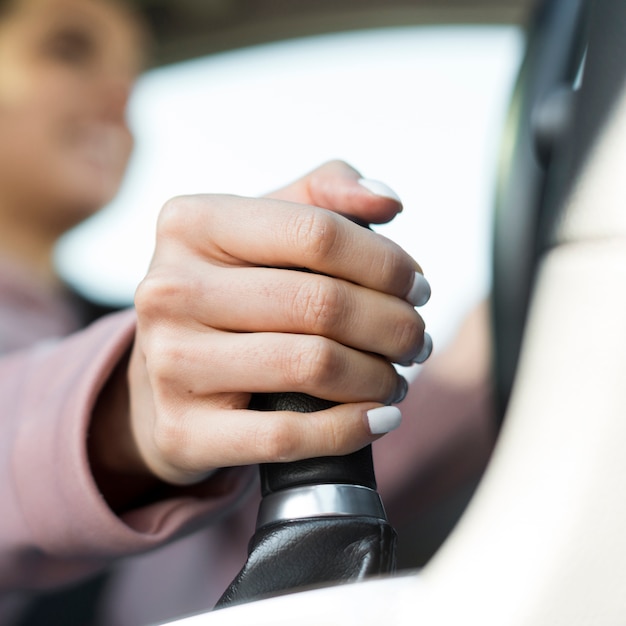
[366,406,403,435]
[413,333,433,364]
[407,272,431,307]
[358,178,402,203]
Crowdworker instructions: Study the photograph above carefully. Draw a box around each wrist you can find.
[88,349,164,513]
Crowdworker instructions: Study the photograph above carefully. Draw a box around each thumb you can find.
[265,160,403,225]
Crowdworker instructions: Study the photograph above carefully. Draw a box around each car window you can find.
[56,24,523,351]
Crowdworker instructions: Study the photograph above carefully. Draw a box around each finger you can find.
[155,194,423,301]
[148,401,402,483]
[141,328,404,405]
[162,265,426,363]
[265,160,403,225]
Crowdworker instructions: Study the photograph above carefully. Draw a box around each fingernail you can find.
[407,272,431,307]
[366,406,402,435]
[413,333,433,364]
[358,178,402,203]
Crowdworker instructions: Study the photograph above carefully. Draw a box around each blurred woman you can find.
[0,0,145,350]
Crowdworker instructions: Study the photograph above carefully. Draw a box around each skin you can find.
[93,163,427,508]
[0,0,146,283]
[0,0,429,511]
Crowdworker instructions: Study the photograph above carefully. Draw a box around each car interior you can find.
[63,0,626,623]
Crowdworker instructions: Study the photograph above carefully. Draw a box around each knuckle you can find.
[134,272,167,317]
[156,194,224,240]
[144,334,187,386]
[152,411,187,463]
[392,311,425,358]
[255,416,300,463]
[151,415,201,478]
[294,277,343,335]
[135,270,200,320]
[284,336,339,390]
[376,242,405,290]
[156,195,191,237]
[350,363,391,405]
[366,235,416,297]
[288,209,339,265]
[256,409,349,463]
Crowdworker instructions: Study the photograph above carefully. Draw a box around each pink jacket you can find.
[0,260,495,624]
[0,310,259,623]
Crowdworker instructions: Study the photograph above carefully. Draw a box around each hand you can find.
[91,162,431,501]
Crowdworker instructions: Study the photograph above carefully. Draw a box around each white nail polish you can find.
[367,406,402,435]
[407,272,431,307]
[358,178,402,203]
[413,333,433,364]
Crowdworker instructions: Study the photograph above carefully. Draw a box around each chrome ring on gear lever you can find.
[256,483,388,530]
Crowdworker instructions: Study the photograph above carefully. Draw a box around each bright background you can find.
[55,25,524,355]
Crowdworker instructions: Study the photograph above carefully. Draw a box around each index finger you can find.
[158,193,428,302]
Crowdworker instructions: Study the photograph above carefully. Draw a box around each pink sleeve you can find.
[0,310,253,590]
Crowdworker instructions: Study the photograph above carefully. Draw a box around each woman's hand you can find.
[92,162,431,496]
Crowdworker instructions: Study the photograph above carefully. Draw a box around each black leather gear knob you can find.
[253,391,378,494]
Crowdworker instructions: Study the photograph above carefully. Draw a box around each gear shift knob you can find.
[214,392,397,608]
